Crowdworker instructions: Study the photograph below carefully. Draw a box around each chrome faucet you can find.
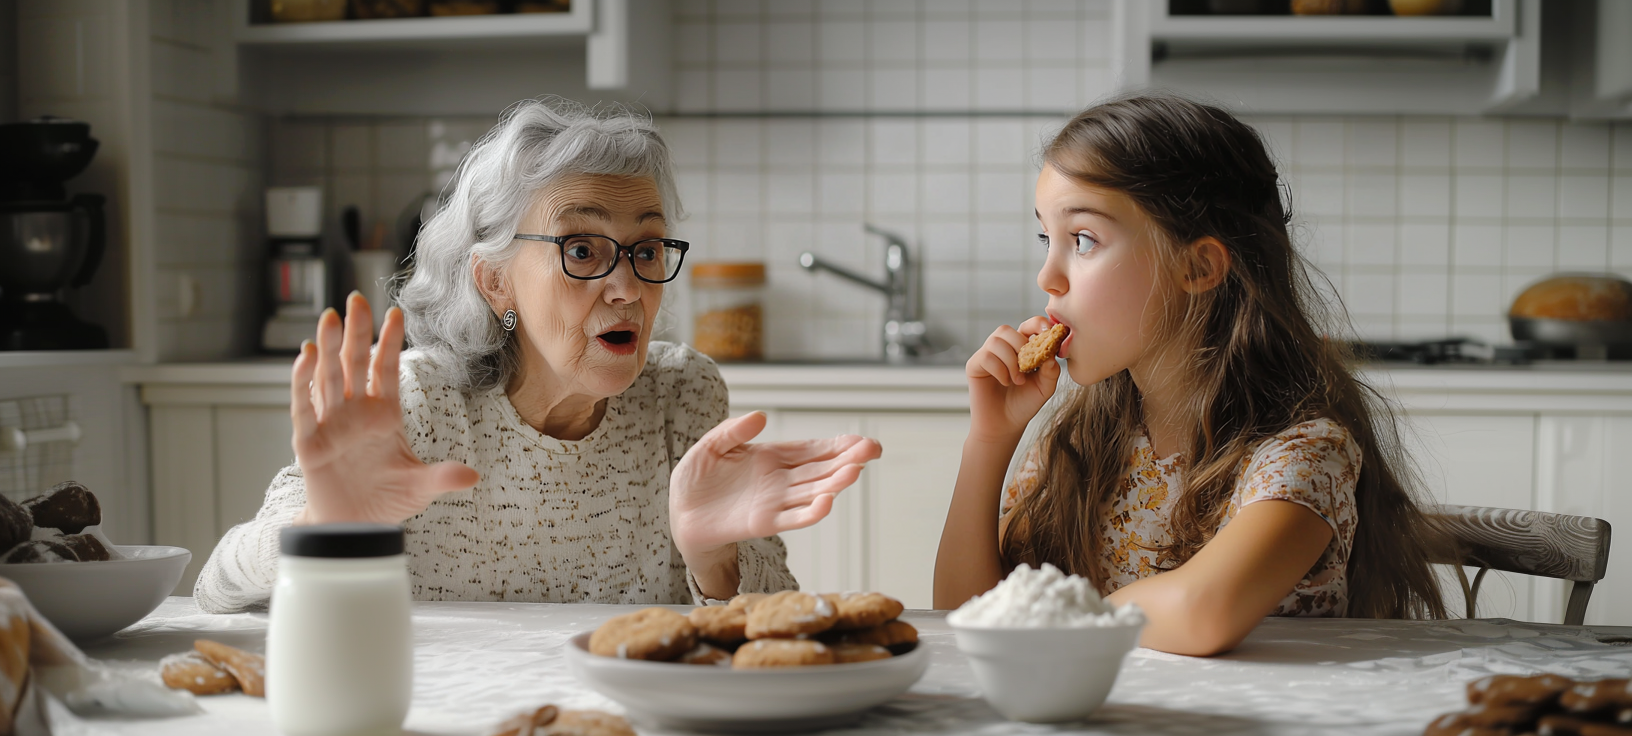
[798,224,930,363]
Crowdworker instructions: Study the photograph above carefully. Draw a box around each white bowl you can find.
[564,631,929,733]
[950,621,1144,723]
[0,545,191,642]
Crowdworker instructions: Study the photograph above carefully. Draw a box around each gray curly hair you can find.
[395,98,683,393]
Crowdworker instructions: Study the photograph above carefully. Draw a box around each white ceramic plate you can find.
[0,545,191,642]
[564,631,929,733]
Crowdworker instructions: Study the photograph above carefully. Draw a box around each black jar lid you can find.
[280,523,403,558]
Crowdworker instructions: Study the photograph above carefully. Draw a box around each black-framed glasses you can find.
[513,233,690,284]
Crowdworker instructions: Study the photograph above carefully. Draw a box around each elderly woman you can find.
[195,101,880,613]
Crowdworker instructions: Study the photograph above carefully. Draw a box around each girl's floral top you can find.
[999,418,1360,617]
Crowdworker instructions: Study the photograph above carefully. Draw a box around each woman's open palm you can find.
[291,293,479,526]
[668,412,882,557]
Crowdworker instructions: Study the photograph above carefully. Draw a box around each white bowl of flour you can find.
[947,563,1145,723]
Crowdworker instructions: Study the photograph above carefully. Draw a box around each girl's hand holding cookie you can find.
[966,317,1063,442]
[291,293,480,527]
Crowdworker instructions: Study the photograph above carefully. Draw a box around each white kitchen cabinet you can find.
[1402,412,1538,622]
[1534,415,1632,627]
[1113,0,1544,115]
[132,363,1632,623]
[233,0,673,115]
[759,411,970,610]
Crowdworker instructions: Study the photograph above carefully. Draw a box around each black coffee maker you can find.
[0,116,108,350]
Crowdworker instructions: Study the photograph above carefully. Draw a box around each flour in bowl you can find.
[948,563,1145,628]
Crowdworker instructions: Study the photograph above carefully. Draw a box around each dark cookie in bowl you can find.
[0,495,30,553]
[24,481,101,535]
[2,539,79,563]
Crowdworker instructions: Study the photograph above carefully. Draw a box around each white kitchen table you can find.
[59,599,1632,736]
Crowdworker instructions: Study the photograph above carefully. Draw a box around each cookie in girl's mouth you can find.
[1018,324,1069,373]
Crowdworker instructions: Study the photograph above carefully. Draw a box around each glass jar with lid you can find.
[691,262,766,362]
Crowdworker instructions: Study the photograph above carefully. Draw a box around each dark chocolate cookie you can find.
[59,534,111,562]
[23,480,101,534]
[2,539,79,563]
[0,495,30,553]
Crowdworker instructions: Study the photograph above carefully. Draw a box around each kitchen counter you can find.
[122,359,1632,413]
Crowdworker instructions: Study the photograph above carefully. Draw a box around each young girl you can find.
[933,93,1447,656]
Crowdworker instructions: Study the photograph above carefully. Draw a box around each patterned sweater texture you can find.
[1001,418,1360,617]
[194,341,798,613]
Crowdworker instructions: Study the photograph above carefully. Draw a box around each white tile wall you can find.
[260,4,1632,361]
[150,0,265,361]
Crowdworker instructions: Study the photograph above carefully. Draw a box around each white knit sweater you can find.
[194,341,797,613]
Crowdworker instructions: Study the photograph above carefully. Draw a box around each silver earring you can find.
[501,309,517,332]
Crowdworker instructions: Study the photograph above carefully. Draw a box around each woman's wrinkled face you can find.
[503,174,666,399]
[1033,163,1171,387]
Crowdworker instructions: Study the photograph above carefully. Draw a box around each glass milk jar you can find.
[691,262,766,362]
[268,524,412,736]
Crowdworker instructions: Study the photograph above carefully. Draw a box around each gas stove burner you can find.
[1349,338,1493,365]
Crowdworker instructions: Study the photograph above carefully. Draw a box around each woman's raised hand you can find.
[668,412,882,561]
[966,316,1062,442]
[290,293,480,526]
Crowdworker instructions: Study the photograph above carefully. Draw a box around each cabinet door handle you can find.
[0,421,81,454]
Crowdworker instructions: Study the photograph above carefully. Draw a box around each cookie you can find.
[1017,323,1068,373]
[688,605,748,645]
[727,593,769,612]
[744,591,837,639]
[1561,679,1632,715]
[830,643,892,664]
[589,608,696,661]
[489,704,558,736]
[821,592,905,631]
[160,651,238,695]
[59,534,111,562]
[731,639,835,669]
[676,642,733,666]
[0,496,30,553]
[826,620,918,650]
[1,539,78,563]
[23,480,101,534]
[1421,712,1505,736]
[1537,713,1632,736]
[546,710,637,736]
[1469,674,1573,707]
[1462,700,1544,728]
[195,639,266,697]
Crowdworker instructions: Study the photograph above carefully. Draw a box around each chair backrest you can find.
[1427,504,1611,583]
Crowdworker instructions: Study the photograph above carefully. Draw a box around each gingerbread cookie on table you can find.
[194,639,266,697]
[160,651,238,696]
[488,705,636,736]
[588,608,697,661]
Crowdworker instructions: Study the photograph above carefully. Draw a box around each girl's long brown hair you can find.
[1002,93,1448,619]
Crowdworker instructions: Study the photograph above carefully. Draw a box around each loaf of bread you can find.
[1509,275,1632,322]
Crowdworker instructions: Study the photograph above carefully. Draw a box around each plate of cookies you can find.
[565,590,926,733]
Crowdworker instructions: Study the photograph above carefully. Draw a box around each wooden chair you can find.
[1426,505,1612,626]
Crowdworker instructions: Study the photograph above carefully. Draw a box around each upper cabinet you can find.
[1113,0,1542,116]
[232,0,672,116]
